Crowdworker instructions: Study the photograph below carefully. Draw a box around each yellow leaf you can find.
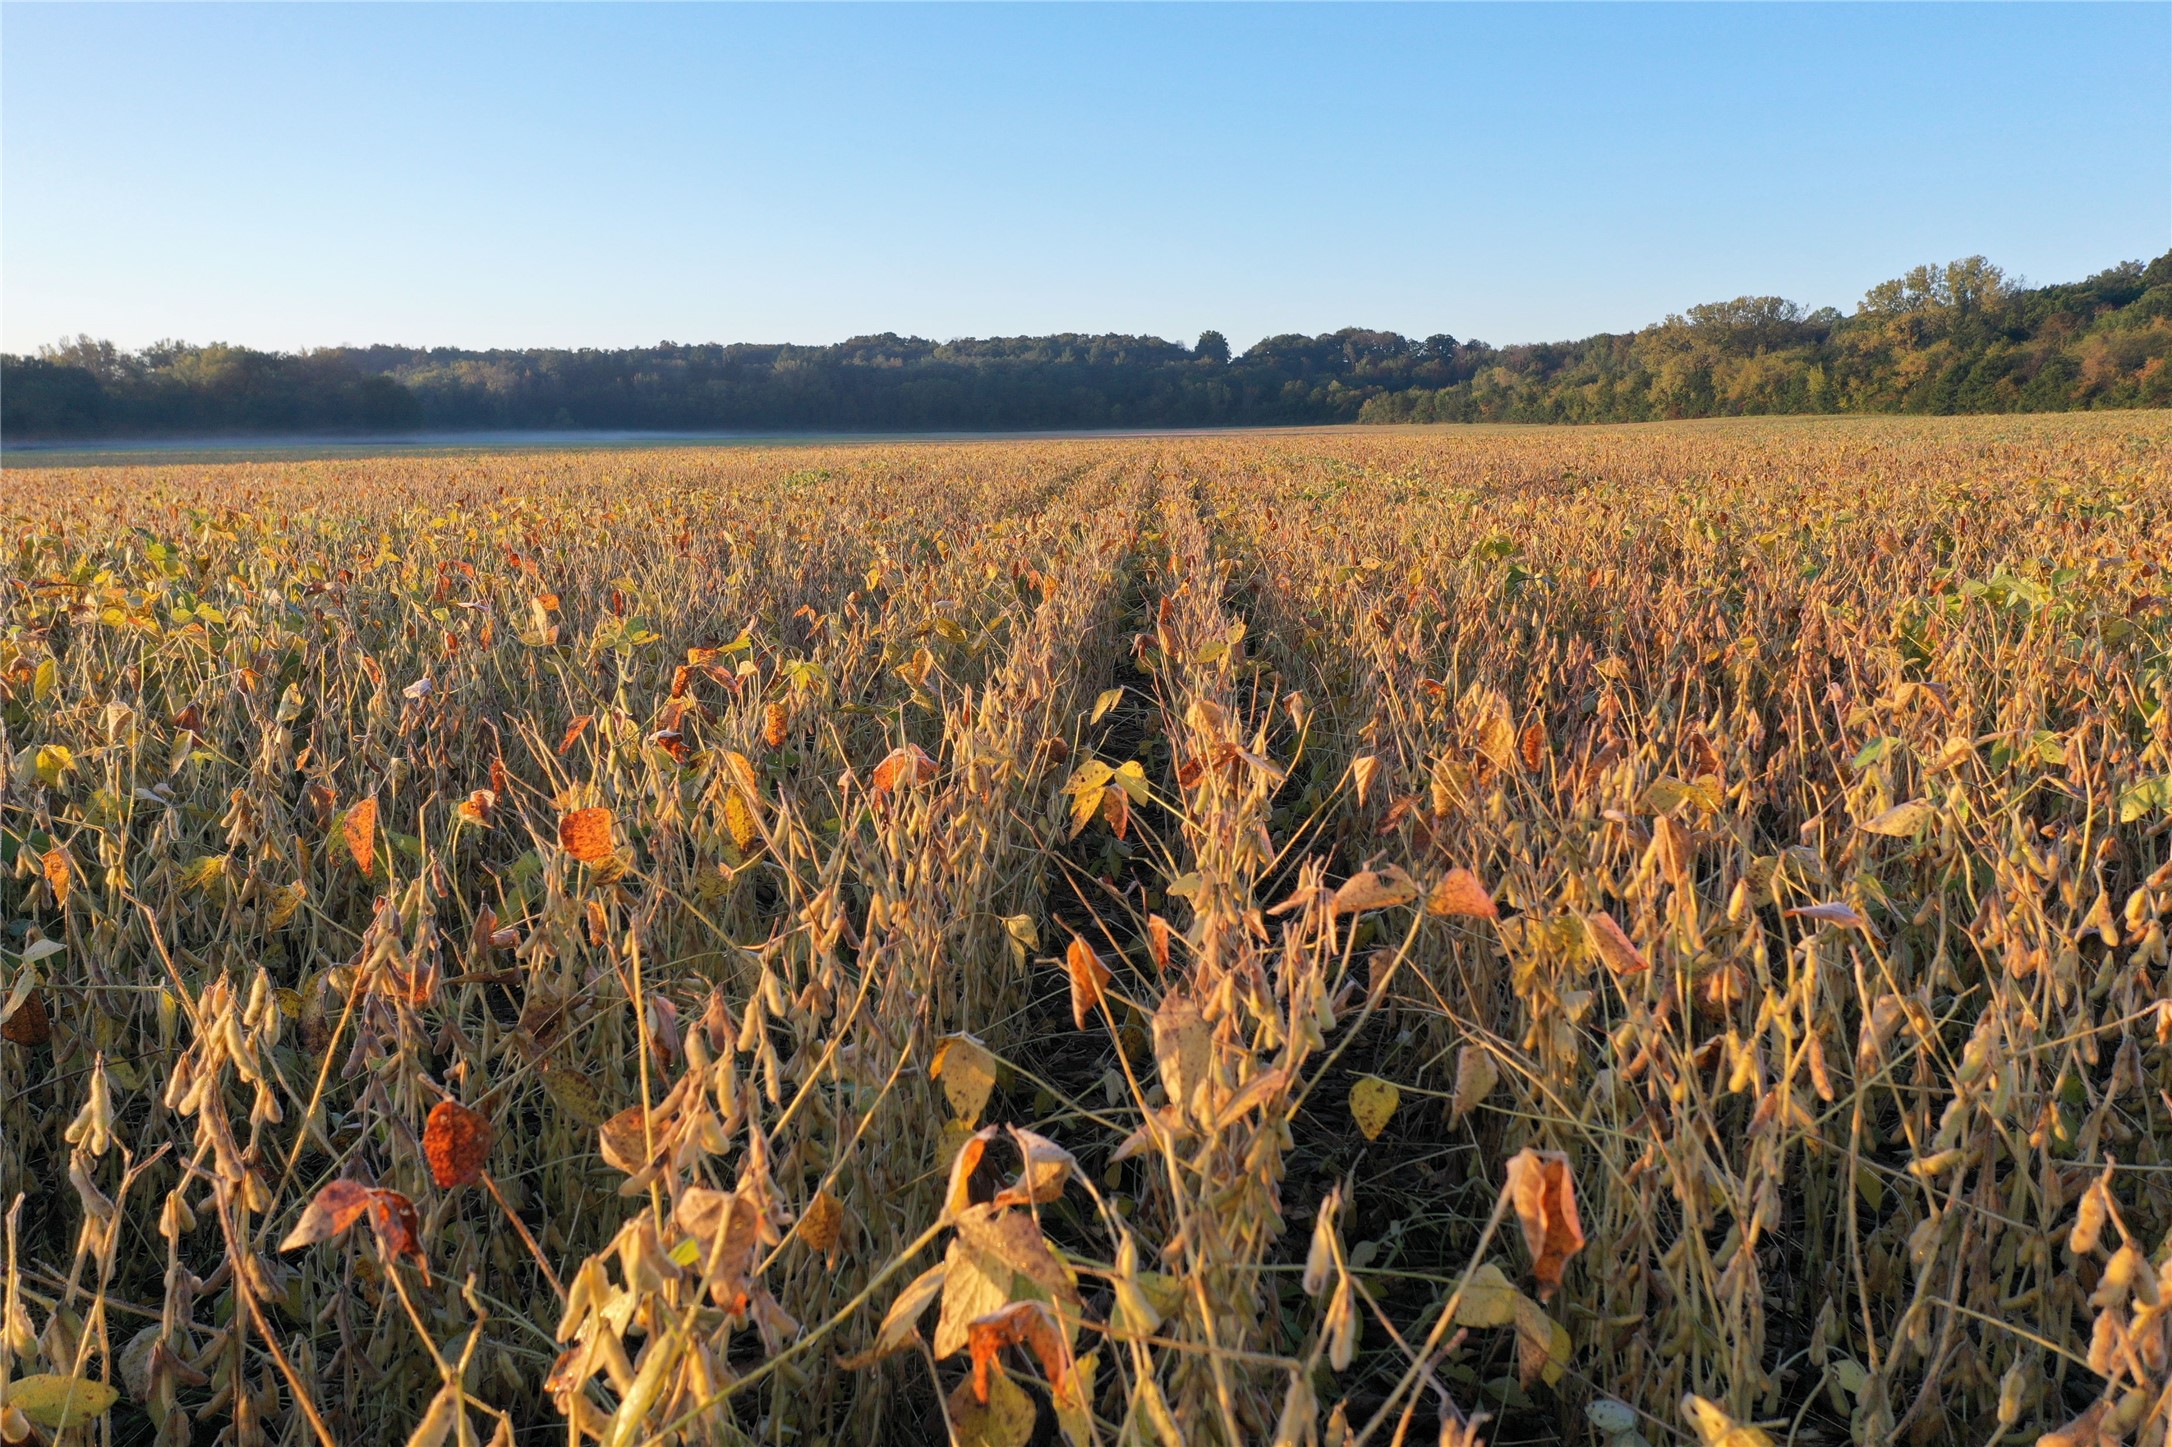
[724,790,760,853]
[32,657,57,702]
[541,1067,605,1126]
[1860,800,1936,837]
[947,1369,1037,1447]
[10,1374,119,1430]
[1681,1394,1776,1447]
[1452,1263,1521,1328]
[1348,1075,1400,1141]
[1513,1292,1573,1387]
[931,1033,998,1126]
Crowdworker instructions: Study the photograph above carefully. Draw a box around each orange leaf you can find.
[944,1125,1000,1218]
[558,808,615,865]
[556,714,594,756]
[1504,1148,1585,1301]
[1427,868,1498,920]
[763,701,790,749]
[871,743,937,794]
[422,1099,492,1189]
[1585,911,1649,975]
[1146,914,1172,974]
[1518,721,1547,772]
[343,797,378,876]
[967,1300,1070,1404]
[1066,936,1112,1030]
[41,847,70,908]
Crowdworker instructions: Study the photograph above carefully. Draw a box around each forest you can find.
[3,251,2167,439]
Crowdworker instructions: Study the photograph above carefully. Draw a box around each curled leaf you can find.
[1504,1148,1585,1301]
[1065,936,1111,1029]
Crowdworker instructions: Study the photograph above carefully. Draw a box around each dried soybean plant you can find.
[4,413,2171,1447]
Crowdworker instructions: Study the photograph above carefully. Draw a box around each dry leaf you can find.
[1586,911,1649,975]
[871,743,938,794]
[1066,936,1111,1029]
[3,988,52,1046]
[1450,1044,1499,1123]
[1519,720,1547,772]
[1504,1148,1585,1301]
[1350,753,1380,807]
[1785,901,1876,936]
[1652,813,1693,890]
[1331,866,1418,916]
[966,1300,1070,1404]
[558,807,615,865]
[41,847,70,907]
[1428,868,1498,920]
[344,797,378,876]
[422,1099,492,1189]
[932,1034,999,1127]
[799,1191,844,1255]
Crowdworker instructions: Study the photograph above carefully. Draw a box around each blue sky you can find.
[3,3,2165,355]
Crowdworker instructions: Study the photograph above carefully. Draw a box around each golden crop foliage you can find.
[2,412,2169,1447]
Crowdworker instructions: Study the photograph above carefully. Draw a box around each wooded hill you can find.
[5,251,2167,439]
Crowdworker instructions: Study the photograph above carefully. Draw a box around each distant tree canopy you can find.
[5,252,2167,440]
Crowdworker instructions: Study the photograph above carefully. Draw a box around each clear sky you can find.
[3,2,2166,356]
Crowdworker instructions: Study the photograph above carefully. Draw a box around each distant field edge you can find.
[6,409,2170,469]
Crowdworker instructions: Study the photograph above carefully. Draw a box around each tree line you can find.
[4,252,2167,440]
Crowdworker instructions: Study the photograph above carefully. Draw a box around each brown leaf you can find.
[422,1099,492,1189]
[1427,868,1498,920]
[2,988,52,1046]
[799,1191,844,1256]
[1066,937,1111,1030]
[367,1189,429,1280]
[1585,912,1649,975]
[1146,914,1172,974]
[558,807,615,865]
[279,1178,378,1251]
[344,797,378,876]
[1504,1148,1585,1301]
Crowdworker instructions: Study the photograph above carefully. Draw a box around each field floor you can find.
[4,413,2172,1447]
